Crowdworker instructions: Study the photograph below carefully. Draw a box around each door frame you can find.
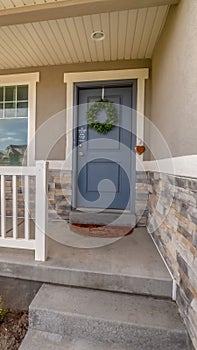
[73,80,137,211]
[64,68,149,211]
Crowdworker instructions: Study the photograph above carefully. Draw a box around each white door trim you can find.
[64,68,149,170]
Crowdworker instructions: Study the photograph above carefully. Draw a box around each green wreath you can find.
[86,99,118,134]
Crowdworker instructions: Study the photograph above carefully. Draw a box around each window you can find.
[0,73,39,166]
[0,85,28,118]
[0,85,28,166]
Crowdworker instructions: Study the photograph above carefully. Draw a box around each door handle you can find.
[79,151,84,157]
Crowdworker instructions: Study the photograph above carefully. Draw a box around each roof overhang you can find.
[0,0,180,26]
[0,0,180,69]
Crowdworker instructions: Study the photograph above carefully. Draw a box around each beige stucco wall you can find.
[150,0,197,159]
[0,59,151,161]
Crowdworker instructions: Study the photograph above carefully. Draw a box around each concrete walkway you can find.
[0,222,191,349]
[20,284,189,350]
[0,226,172,298]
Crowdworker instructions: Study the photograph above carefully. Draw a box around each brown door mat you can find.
[70,223,134,238]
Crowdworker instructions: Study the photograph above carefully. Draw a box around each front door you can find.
[74,81,137,211]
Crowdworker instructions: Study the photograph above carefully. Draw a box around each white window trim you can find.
[63,69,149,170]
[0,72,39,166]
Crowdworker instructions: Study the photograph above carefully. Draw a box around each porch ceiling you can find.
[0,0,180,14]
[0,5,171,69]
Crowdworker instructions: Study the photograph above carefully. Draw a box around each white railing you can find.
[0,161,48,261]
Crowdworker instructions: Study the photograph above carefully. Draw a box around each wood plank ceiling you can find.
[0,0,63,9]
[0,5,169,69]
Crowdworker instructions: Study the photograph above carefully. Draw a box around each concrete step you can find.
[0,228,173,299]
[69,210,136,226]
[20,329,130,350]
[28,284,190,350]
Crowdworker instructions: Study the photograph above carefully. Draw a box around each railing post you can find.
[35,161,48,261]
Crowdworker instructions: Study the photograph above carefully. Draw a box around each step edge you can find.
[29,307,187,334]
[20,329,133,350]
[0,260,172,282]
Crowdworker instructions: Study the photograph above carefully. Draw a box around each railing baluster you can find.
[13,175,18,240]
[1,175,6,239]
[0,163,46,258]
[24,176,30,240]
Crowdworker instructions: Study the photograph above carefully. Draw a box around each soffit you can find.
[0,6,169,69]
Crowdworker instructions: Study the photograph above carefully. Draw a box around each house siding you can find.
[0,60,151,222]
[150,0,197,159]
[148,2,197,347]
[148,171,197,349]
[0,59,151,162]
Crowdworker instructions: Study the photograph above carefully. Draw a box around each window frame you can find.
[0,72,39,166]
[0,84,28,119]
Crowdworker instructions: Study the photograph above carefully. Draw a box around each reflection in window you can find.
[0,85,28,165]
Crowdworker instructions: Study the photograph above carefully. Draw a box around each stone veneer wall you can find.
[48,169,149,226]
[2,169,196,347]
[0,171,71,220]
[135,171,149,227]
[1,170,149,225]
[48,170,72,220]
[148,171,197,349]
[1,176,35,218]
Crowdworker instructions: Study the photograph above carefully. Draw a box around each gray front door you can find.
[74,81,136,210]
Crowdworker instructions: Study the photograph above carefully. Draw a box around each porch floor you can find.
[0,224,173,298]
